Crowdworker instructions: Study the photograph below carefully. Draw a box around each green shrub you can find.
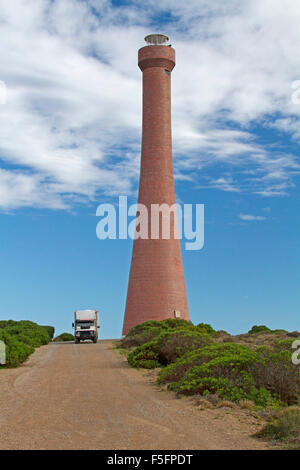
[249,346,300,405]
[128,343,161,369]
[159,343,254,384]
[248,325,271,334]
[123,318,208,351]
[121,326,165,349]
[123,320,299,410]
[124,319,217,347]
[168,374,276,407]
[0,329,32,367]
[257,406,300,447]
[124,319,198,359]
[196,323,216,335]
[41,325,55,339]
[126,319,198,339]
[2,321,50,348]
[53,333,74,342]
[128,329,214,369]
[159,319,195,331]
[0,320,16,329]
[0,320,53,367]
[159,342,298,408]
[4,321,50,345]
[155,329,214,365]
[164,344,281,407]
[248,325,290,336]
[273,339,295,351]
[213,329,231,338]
[126,321,170,337]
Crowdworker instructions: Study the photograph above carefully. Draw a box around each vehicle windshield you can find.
[76,321,94,328]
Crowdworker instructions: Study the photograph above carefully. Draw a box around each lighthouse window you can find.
[164,69,170,75]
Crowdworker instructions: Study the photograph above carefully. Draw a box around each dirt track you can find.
[0,341,268,450]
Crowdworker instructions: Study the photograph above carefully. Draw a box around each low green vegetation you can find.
[248,325,272,334]
[41,325,55,340]
[53,332,74,342]
[257,406,300,449]
[248,325,287,335]
[127,328,213,369]
[161,342,298,407]
[0,320,54,368]
[121,319,300,445]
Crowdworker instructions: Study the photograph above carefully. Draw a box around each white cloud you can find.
[0,0,299,210]
[210,176,240,193]
[239,214,266,221]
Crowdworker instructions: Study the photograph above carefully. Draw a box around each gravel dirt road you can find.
[0,341,268,450]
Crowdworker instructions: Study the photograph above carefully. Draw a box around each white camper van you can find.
[73,310,99,344]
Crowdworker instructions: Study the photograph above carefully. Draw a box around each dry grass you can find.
[227,330,299,350]
[196,399,215,410]
[239,399,256,411]
[216,400,239,409]
[256,406,300,449]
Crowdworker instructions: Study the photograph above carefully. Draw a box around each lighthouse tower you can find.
[122,34,189,335]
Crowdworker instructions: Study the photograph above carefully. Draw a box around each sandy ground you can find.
[0,341,268,450]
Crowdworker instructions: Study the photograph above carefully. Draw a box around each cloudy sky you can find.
[0,0,299,337]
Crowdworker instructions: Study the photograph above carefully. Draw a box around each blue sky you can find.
[0,0,299,338]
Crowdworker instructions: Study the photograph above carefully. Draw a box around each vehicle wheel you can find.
[75,338,79,344]
[93,338,98,344]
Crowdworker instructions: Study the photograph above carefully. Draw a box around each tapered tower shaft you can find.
[122,36,189,335]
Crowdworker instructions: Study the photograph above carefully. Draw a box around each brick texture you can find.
[122,45,189,335]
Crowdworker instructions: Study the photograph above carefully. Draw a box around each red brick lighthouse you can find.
[122,34,189,335]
